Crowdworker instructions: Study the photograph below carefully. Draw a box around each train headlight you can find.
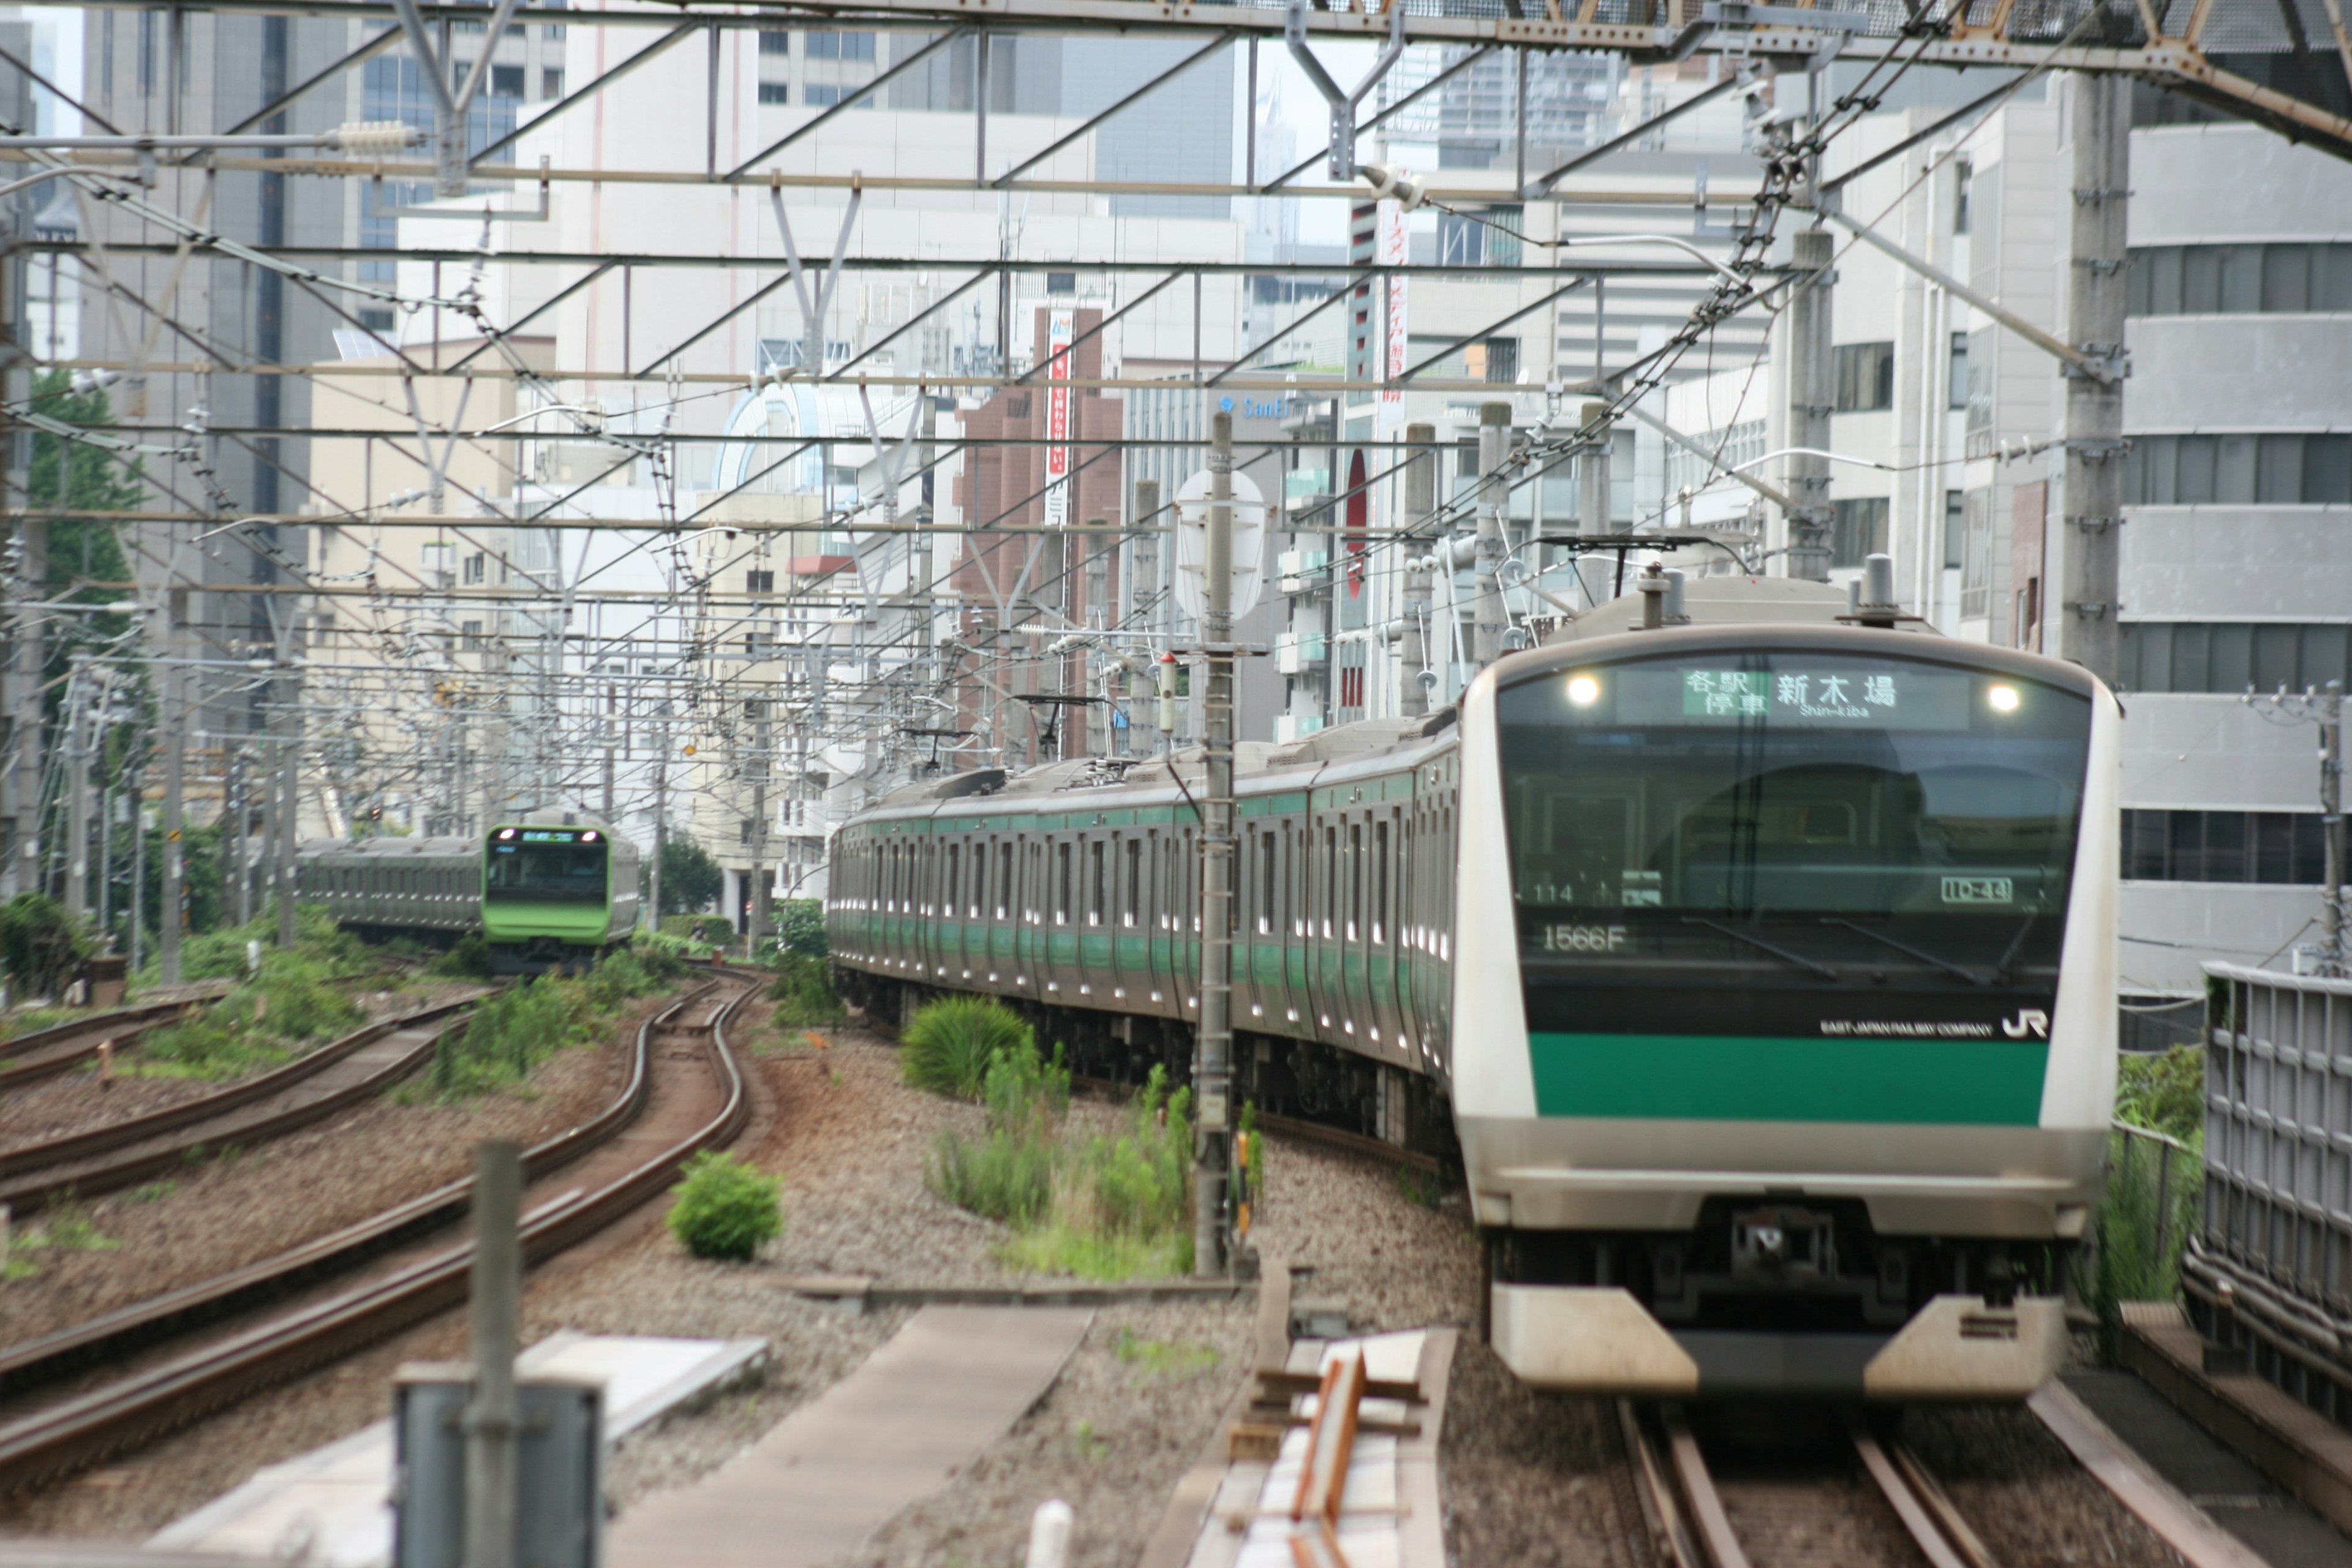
[582,830,600,843]
[496,827,516,842]
[1987,683,2021,714]
[1567,674,1602,706]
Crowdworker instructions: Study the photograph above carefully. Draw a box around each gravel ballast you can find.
[0,1000,2244,1568]
[0,989,660,1347]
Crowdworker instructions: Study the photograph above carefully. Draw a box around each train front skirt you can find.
[1491,1285,2068,1400]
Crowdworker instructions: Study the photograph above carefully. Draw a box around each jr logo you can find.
[2001,1008,2051,1039]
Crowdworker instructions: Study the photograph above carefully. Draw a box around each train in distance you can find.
[826,564,2118,1401]
[296,810,644,973]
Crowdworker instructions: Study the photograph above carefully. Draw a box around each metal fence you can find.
[2192,962,2352,1420]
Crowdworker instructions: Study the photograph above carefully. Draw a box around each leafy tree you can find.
[772,898,827,957]
[28,369,145,693]
[658,830,724,916]
[1,893,96,1001]
[135,821,226,948]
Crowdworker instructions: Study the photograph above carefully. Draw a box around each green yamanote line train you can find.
[297,811,643,973]
[825,576,2119,1401]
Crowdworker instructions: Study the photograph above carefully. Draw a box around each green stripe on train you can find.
[1528,1032,2048,1124]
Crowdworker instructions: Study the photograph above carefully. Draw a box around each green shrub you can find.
[668,1150,783,1261]
[137,949,368,1080]
[162,905,371,984]
[772,899,827,957]
[431,933,492,978]
[2116,1045,2204,1144]
[902,996,1030,1100]
[1,892,94,1000]
[430,949,678,1100]
[766,955,842,1028]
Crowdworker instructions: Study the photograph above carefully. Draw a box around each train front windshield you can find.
[1496,650,2093,1025]
[486,829,608,903]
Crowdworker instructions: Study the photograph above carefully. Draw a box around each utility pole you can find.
[600,682,617,822]
[2049,72,2128,685]
[1400,423,1436,717]
[1194,411,1236,1278]
[1578,402,1613,540]
[750,704,772,954]
[2249,680,2346,976]
[647,704,668,931]
[64,657,91,918]
[128,742,146,972]
[1784,228,1835,581]
[160,587,187,983]
[227,744,250,927]
[1472,402,1510,665]
[2327,684,2345,976]
[276,631,301,951]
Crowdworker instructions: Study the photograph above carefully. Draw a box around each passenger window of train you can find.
[1348,824,1363,941]
[1088,840,1106,927]
[1054,843,1071,925]
[1124,839,1142,927]
[946,845,960,919]
[1028,843,1042,924]
[1374,821,1390,944]
[997,843,1012,919]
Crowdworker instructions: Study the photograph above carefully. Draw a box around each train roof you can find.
[1543,574,1896,641]
[865,709,1461,817]
[298,836,478,857]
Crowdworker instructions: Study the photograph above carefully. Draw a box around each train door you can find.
[1371,807,1403,1057]
[1079,831,1109,1003]
[1115,832,1143,1004]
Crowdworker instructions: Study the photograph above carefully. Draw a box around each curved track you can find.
[1621,1401,1999,1568]
[0,987,236,1090]
[0,992,491,1213]
[0,969,756,1494]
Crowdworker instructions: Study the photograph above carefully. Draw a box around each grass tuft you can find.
[902,996,1031,1101]
[924,1036,1193,1281]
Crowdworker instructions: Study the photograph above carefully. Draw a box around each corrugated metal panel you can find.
[2203,962,2352,1319]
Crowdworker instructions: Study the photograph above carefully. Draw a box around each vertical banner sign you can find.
[1376,201,1409,435]
[1044,309,1076,527]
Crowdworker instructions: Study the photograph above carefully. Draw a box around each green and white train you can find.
[828,577,2119,1401]
[298,812,643,973]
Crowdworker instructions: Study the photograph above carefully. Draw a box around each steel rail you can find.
[0,972,754,1488]
[0,988,233,1082]
[1622,1402,2000,1568]
[0,992,491,1212]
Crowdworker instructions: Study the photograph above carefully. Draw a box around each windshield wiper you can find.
[1814,918,1991,986]
[1682,917,1841,980]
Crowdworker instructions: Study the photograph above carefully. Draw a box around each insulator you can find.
[326,121,421,156]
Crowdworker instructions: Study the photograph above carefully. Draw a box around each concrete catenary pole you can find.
[1578,401,1613,540]
[2324,682,2344,975]
[1131,478,1161,642]
[463,1140,522,1568]
[1400,423,1436,718]
[64,658,91,918]
[750,704,772,952]
[1194,412,1236,1278]
[160,586,187,984]
[2049,72,2127,685]
[1785,227,1836,581]
[276,638,301,951]
[1472,402,1511,664]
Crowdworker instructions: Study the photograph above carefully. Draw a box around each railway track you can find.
[1621,1401,1999,1568]
[0,986,237,1090]
[0,992,492,1214]
[0,969,756,1495]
